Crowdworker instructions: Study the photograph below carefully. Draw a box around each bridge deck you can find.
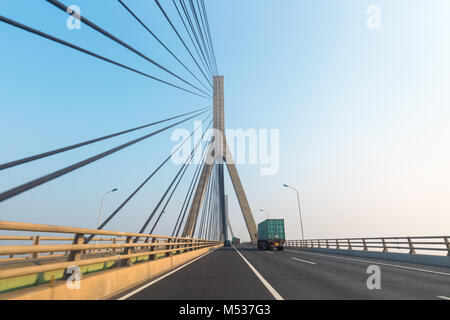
[116,245,450,300]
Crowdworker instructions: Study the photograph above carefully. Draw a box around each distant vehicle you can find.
[231,237,240,245]
[257,219,285,251]
[224,240,231,247]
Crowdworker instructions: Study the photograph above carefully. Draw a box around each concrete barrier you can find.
[1,244,222,300]
[287,247,450,268]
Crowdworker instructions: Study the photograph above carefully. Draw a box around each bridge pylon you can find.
[182,76,258,244]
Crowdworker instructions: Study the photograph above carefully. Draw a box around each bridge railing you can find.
[286,236,450,256]
[0,221,219,280]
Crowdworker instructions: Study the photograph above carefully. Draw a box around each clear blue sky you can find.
[1,1,449,240]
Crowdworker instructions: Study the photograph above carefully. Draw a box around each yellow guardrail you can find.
[0,220,219,281]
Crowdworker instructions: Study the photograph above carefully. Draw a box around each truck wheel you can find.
[276,247,284,251]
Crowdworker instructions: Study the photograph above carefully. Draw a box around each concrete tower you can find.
[182,76,258,244]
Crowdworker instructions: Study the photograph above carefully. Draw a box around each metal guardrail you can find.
[286,236,450,256]
[0,221,219,280]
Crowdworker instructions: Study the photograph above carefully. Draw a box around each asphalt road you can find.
[116,244,450,300]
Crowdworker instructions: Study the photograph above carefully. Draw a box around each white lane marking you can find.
[291,257,316,265]
[117,247,219,300]
[232,245,284,300]
[266,251,273,254]
[437,295,450,300]
[285,249,450,276]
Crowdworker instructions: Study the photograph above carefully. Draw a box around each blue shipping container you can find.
[257,219,285,241]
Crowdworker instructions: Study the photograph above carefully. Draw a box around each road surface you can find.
[115,245,450,300]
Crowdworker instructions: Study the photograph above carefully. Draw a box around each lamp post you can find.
[283,184,304,240]
[97,188,118,229]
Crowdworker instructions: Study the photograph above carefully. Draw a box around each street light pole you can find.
[283,184,304,240]
[97,188,118,229]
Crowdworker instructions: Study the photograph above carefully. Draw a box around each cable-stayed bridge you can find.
[0,1,449,301]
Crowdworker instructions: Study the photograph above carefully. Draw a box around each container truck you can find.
[257,219,285,251]
[231,237,240,245]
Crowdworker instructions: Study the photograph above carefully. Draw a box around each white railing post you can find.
[444,237,450,256]
[407,237,415,254]
[382,238,388,252]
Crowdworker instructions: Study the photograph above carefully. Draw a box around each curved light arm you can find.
[98,188,118,228]
[283,184,304,240]
[258,208,270,220]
